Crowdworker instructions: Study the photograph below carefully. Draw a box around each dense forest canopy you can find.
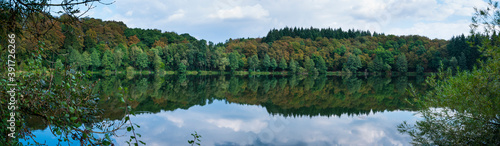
[1,14,488,74]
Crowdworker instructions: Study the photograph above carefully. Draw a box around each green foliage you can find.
[396,55,408,73]
[188,131,202,146]
[449,57,458,70]
[102,50,115,70]
[82,51,92,71]
[68,49,82,69]
[55,59,64,71]
[399,2,500,144]
[229,52,240,72]
[217,57,229,72]
[114,50,124,71]
[279,58,288,71]
[304,56,315,73]
[313,54,327,74]
[458,52,467,70]
[271,58,277,72]
[136,52,149,71]
[153,54,164,72]
[262,54,271,71]
[248,55,259,71]
[343,54,361,73]
[90,50,101,70]
[177,62,187,74]
[416,64,424,75]
[289,59,297,73]
[368,56,384,73]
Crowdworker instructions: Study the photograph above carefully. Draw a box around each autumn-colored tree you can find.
[128,35,141,46]
[152,40,167,48]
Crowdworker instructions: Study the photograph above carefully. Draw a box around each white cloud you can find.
[388,20,471,39]
[207,118,268,133]
[167,9,185,22]
[209,4,269,20]
[84,0,488,43]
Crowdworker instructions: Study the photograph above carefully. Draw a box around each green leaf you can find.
[69,107,75,113]
[127,127,132,132]
[120,97,125,103]
[70,117,78,121]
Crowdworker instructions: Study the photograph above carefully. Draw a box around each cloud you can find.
[207,118,268,133]
[209,4,269,20]
[388,20,472,39]
[84,0,488,43]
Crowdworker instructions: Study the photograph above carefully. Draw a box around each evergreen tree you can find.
[396,54,408,73]
[82,51,92,71]
[304,56,315,72]
[153,54,164,72]
[450,57,458,71]
[262,54,271,71]
[271,58,277,72]
[249,55,259,71]
[229,52,239,72]
[459,52,467,70]
[90,50,101,70]
[314,55,327,74]
[289,59,297,73]
[279,58,287,71]
[416,64,425,75]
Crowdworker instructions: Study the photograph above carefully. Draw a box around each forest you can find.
[1,15,487,75]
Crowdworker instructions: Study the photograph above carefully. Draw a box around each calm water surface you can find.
[25,75,427,145]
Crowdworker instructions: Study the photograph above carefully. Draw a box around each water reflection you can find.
[27,74,427,145]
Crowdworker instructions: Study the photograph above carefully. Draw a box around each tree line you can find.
[2,15,488,75]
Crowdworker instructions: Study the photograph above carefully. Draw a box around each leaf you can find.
[70,117,78,121]
[127,127,132,132]
[120,97,125,103]
[69,107,75,113]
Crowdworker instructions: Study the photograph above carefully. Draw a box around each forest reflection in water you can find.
[25,74,428,145]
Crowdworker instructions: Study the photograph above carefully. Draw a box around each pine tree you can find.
[450,57,458,71]
[279,58,287,71]
[262,54,271,71]
[289,59,297,73]
[459,52,467,70]
[271,58,277,72]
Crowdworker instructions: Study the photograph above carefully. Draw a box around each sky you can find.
[80,0,488,43]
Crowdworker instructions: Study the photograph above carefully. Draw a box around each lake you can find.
[23,74,427,145]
